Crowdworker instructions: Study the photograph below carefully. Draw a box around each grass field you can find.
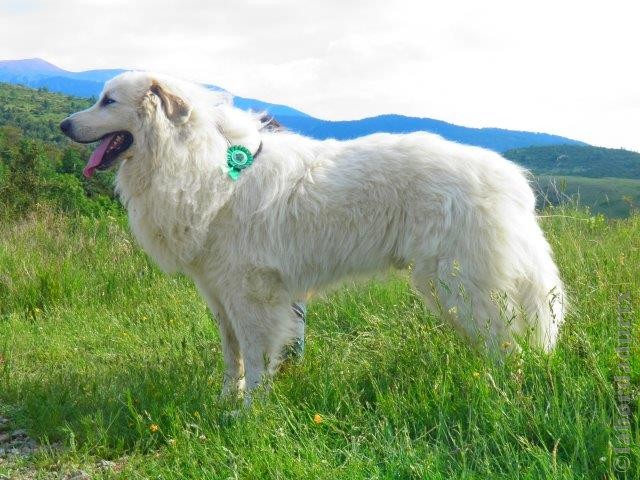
[0,206,638,479]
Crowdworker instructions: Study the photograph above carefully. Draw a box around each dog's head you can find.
[60,72,194,178]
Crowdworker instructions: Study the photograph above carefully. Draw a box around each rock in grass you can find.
[66,470,91,480]
[97,459,116,470]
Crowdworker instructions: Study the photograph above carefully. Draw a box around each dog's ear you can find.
[149,80,192,124]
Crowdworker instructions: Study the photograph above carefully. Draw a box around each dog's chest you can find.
[126,195,205,274]
[126,202,176,272]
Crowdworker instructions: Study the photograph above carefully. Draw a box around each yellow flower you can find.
[149,423,159,432]
[472,372,480,378]
[313,414,323,424]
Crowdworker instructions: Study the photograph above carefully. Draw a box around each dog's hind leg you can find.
[410,257,441,313]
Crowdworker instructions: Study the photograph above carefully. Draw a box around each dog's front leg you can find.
[225,301,291,405]
[194,283,245,397]
[223,268,294,405]
[214,304,246,397]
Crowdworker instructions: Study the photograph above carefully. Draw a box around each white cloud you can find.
[0,0,639,150]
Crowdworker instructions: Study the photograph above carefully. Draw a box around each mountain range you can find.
[0,58,587,152]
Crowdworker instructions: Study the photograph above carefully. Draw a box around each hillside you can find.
[0,82,91,144]
[0,58,588,152]
[0,84,116,218]
[504,144,640,179]
[534,175,640,218]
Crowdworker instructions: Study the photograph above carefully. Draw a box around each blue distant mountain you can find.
[232,97,309,119]
[0,59,309,118]
[0,58,126,98]
[275,114,587,152]
[0,58,587,152]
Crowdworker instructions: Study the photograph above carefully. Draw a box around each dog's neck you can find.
[112,104,264,271]
[114,126,230,269]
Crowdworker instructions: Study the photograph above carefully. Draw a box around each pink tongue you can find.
[83,134,116,178]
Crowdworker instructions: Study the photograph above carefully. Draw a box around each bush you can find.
[0,131,120,217]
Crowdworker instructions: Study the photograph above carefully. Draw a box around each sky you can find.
[1,0,639,151]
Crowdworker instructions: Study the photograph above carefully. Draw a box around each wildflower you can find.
[198,434,207,441]
[472,372,480,378]
[313,414,323,424]
[149,423,159,432]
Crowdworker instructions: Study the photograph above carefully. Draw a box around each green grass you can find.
[0,206,638,479]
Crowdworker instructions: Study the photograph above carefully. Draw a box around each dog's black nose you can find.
[60,119,72,135]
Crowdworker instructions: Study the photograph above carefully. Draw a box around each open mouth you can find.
[83,131,133,178]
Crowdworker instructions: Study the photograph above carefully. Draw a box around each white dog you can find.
[61,72,565,399]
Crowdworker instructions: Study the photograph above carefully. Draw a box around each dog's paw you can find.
[219,408,245,426]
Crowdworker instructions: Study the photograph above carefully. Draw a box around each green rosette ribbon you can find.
[226,145,254,180]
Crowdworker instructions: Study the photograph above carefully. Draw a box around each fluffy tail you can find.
[514,224,566,352]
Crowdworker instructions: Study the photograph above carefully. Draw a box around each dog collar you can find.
[226,141,262,180]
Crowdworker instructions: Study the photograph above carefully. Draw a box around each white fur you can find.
[64,72,565,399]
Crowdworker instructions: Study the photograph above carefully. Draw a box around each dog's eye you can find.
[101,97,116,107]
